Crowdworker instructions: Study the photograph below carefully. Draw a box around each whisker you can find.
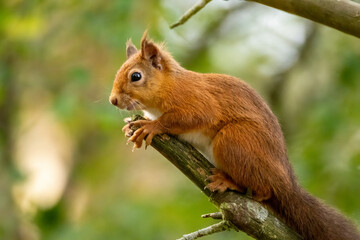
[117,108,127,120]
[135,100,146,110]
[93,98,105,103]
[134,101,142,110]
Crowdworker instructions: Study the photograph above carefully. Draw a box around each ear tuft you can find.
[140,29,149,53]
[126,39,138,59]
[140,30,163,70]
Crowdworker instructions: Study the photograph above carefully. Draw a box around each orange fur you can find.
[109,31,360,240]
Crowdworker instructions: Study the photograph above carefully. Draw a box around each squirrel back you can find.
[109,31,360,240]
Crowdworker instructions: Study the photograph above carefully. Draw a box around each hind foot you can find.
[205,169,245,193]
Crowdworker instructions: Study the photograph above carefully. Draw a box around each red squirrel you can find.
[109,31,360,240]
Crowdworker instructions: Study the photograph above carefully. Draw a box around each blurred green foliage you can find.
[0,0,359,240]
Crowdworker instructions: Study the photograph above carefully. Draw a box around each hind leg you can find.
[210,123,275,202]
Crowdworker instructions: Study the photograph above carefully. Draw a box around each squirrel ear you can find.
[126,39,138,59]
[140,31,163,70]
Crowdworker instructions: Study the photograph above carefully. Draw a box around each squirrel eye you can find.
[131,72,142,82]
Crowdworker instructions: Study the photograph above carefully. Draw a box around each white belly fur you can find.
[142,109,215,166]
[143,109,162,120]
[179,132,215,166]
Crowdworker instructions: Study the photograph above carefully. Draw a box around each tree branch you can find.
[248,0,360,38]
[130,115,301,240]
[201,212,223,220]
[177,220,231,240]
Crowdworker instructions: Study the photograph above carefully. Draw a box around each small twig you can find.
[170,0,213,29]
[177,220,231,240]
[201,212,223,220]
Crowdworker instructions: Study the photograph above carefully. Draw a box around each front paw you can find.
[127,120,163,149]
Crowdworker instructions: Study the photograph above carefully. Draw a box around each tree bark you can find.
[248,0,360,38]
[131,115,302,240]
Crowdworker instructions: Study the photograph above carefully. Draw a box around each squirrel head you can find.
[109,31,179,111]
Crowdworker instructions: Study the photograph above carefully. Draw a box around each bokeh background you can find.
[1,0,360,239]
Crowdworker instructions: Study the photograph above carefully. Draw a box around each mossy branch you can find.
[130,115,302,240]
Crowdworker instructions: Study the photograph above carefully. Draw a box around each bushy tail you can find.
[270,184,360,240]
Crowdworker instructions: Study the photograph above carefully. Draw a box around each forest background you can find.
[0,0,359,239]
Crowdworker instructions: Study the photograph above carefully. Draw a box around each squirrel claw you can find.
[123,117,132,123]
[122,124,134,138]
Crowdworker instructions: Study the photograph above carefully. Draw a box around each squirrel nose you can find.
[109,95,119,106]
